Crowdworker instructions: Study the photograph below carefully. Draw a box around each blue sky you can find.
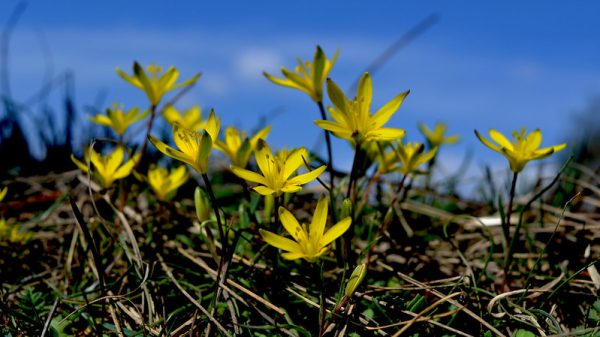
[3,1,599,180]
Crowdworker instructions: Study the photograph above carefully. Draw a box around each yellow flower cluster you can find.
[66,53,568,267]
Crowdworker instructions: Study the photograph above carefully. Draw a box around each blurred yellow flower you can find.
[373,144,400,175]
[163,105,204,131]
[231,140,325,196]
[214,125,272,167]
[259,195,351,262]
[395,141,437,175]
[315,73,407,146]
[264,46,338,102]
[0,219,32,244]
[116,62,200,106]
[475,128,566,173]
[418,122,459,148]
[0,187,6,202]
[89,103,149,136]
[147,165,189,201]
[149,110,220,174]
[71,146,139,188]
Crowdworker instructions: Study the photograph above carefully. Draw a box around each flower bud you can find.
[194,187,210,222]
[344,263,367,297]
[341,198,353,219]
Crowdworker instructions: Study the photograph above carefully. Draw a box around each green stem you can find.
[317,261,326,337]
[201,173,226,253]
[136,103,157,170]
[317,101,335,191]
[346,142,362,199]
[503,172,518,270]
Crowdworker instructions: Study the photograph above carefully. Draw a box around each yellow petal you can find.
[71,154,89,173]
[113,154,138,180]
[281,252,307,260]
[254,140,274,177]
[279,207,307,242]
[259,229,303,253]
[280,185,302,193]
[283,148,307,180]
[105,147,125,175]
[253,185,277,195]
[88,114,112,127]
[366,128,405,141]
[116,67,143,89]
[326,78,349,113]
[524,129,542,152]
[287,165,326,186]
[314,120,353,138]
[321,217,352,246]
[357,72,372,112]
[371,90,409,129]
[230,166,268,185]
[489,129,513,151]
[250,125,272,148]
[173,125,200,158]
[474,130,501,152]
[309,195,328,243]
[263,71,303,91]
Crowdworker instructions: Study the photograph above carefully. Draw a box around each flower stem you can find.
[317,261,326,336]
[504,172,518,270]
[317,101,335,192]
[201,173,226,253]
[135,104,157,170]
[346,142,362,200]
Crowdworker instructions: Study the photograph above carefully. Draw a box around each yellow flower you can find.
[230,140,326,196]
[214,125,272,167]
[116,62,200,106]
[149,110,220,174]
[71,146,139,188]
[0,187,6,202]
[315,72,407,146]
[264,46,338,102]
[0,219,32,244]
[259,195,351,262]
[147,165,189,201]
[89,103,149,136]
[475,128,567,173]
[371,143,400,175]
[163,105,204,131]
[418,122,459,148]
[394,141,437,175]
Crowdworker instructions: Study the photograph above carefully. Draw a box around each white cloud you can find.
[234,48,283,80]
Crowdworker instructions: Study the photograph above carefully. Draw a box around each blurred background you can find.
[1,1,599,179]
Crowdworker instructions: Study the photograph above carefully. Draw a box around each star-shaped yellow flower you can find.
[149,110,220,174]
[264,46,338,103]
[71,147,139,188]
[88,103,149,136]
[147,165,189,201]
[394,141,437,175]
[418,122,459,148]
[163,105,204,131]
[214,125,272,167]
[315,72,408,146]
[116,62,200,106]
[475,128,566,173]
[230,140,326,196]
[259,195,351,262]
